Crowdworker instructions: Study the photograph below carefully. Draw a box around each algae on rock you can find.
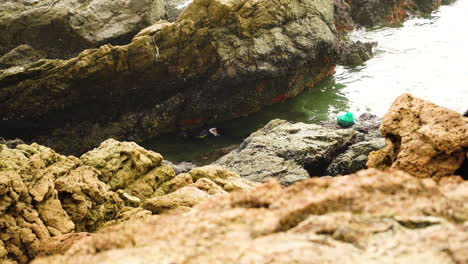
[0,139,260,264]
[0,0,338,154]
[0,143,123,264]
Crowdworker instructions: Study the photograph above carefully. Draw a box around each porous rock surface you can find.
[0,139,256,264]
[367,93,468,178]
[143,165,257,213]
[0,0,165,60]
[32,169,468,264]
[0,0,338,154]
[80,139,175,200]
[0,143,122,264]
[215,115,385,185]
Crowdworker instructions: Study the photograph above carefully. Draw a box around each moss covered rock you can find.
[0,0,338,154]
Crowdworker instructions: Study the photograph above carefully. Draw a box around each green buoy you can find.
[337,112,355,127]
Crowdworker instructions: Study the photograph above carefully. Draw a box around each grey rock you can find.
[0,0,165,60]
[325,138,386,176]
[216,114,384,185]
[0,44,45,68]
[338,41,376,66]
[353,112,382,133]
[215,119,359,185]
[0,137,25,149]
[321,113,384,176]
[163,160,197,175]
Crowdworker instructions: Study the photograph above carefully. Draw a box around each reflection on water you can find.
[145,0,468,163]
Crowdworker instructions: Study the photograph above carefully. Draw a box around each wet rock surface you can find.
[367,93,468,178]
[0,0,338,155]
[31,169,468,264]
[333,0,444,30]
[0,0,165,60]
[215,114,384,185]
[337,40,377,66]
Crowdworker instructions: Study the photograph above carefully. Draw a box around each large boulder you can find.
[367,94,468,178]
[215,116,384,185]
[31,169,468,264]
[0,0,165,60]
[0,0,338,155]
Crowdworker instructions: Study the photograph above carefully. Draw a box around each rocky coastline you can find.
[0,0,466,263]
[1,93,467,264]
[0,0,449,154]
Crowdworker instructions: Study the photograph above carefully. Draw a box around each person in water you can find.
[196,128,220,138]
[179,127,220,139]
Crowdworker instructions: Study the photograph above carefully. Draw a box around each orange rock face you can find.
[32,169,468,264]
[367,93,468,178]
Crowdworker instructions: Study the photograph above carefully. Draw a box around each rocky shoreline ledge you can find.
[1,94,467,264]
[0,0,466,263]
[0,0,449,154]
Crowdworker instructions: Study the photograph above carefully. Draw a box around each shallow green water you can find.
[145,0,468,164]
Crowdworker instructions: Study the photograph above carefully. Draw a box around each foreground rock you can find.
[215,114,384,185]
[142,165,256,213]
[0,143,123,264]
[33,169,468,264]
[0,139,253,264]
[0,0,338,154]
[80,139,175,200]
[367,93,468,178]
[0,0,165,60]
